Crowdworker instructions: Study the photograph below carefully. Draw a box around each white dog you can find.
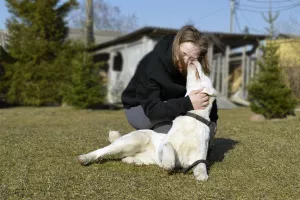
[78,61,217,181]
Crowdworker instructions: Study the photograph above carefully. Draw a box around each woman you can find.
[121,25,218,133]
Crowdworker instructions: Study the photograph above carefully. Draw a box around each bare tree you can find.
[69,0,138,33]
[262,0,280,39]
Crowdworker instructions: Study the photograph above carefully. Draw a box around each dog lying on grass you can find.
[78,61,217,181]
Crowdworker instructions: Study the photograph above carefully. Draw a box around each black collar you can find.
[185,112,216,140]
[185,112,212,128]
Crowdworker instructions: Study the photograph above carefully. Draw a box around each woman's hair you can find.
[172,25,210,75]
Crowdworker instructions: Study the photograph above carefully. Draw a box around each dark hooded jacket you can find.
[121,34,218,123]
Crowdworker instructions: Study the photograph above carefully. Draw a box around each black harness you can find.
[181,112,216,174]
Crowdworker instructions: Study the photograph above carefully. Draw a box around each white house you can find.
[89,26,267,109]
[0,30,8,49]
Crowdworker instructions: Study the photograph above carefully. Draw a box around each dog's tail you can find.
[108,130,121,143]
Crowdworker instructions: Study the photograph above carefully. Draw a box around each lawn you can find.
[0,107,299,199]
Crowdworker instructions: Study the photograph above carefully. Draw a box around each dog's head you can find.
[186,60,217,97]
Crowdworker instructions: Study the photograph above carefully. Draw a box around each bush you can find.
[0,0,77,106]
[61,42,106,108]
[248,42,297,119]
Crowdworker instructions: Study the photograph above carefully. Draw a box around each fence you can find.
[210,46,260,100]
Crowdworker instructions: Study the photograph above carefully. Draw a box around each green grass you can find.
[0,107,299,199]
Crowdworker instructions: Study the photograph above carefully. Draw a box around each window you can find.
[113,52,123,71]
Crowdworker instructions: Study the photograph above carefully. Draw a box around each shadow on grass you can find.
[0,102,124,110]
[208,137,239,167]
[0,101,15,108]
[95,158,122,165]
[87,103,123,110]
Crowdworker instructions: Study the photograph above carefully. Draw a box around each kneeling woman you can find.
[121,25,218,134]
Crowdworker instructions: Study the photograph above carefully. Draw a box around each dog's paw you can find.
[122,156,143,165]
[108,130,121,143]
[193,164,208,181]
[160,143,175,171]
[78,154,91,166]
[161,160,175,171]
[194,171,208,181]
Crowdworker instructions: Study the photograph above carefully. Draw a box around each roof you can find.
[68,28,122,45]
[89,26,268,52]
[1,28,123,48]
[276,33,300,39]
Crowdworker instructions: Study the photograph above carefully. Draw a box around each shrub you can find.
[1,0,77,106]
[248,42,297,119]
[61,42,106,108]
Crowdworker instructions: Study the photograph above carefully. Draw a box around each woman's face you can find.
[178,42,200,73]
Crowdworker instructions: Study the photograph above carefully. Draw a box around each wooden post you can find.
[207,42,214,66]
[241,47,246,98]
[216,55,221,93]
[0,32,4,48]
[220,56,224,95]
[250,60,255,78]
[221,57,225,96]
[208,42,214,68]
[245,56,250,98]
[220,56,223,96]
[211,59,216,86]
[255,47,260,74]
[219,55,223,94]
[224,46,230,97]
[208,41,214,83]
[107,51,116,104]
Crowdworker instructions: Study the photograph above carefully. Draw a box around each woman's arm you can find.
[137,78,193,121]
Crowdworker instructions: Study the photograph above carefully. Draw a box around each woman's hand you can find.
[188,88,209,110]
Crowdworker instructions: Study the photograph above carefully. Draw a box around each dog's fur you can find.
[78,61,217,181]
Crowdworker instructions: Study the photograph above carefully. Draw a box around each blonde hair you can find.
[172,25,210,75]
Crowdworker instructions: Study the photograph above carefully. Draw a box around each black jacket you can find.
[121,34,218,123]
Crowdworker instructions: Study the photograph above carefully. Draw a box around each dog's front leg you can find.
[190,139,209,181]
[193,161,208,181]
[159,142,176,171]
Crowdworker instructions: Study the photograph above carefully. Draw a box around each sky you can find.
[0,0,300,35]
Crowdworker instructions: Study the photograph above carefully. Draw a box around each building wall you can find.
[0,30,8,48]
[273,39,300,68]
[268,39,300,98]
[106,36,157,104]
